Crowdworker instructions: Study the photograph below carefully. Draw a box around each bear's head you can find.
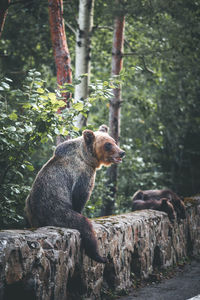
[83,125,125,168]
[171,196,186,220]
[132,190,144,201]
[178,199,186,219]
[160,198,176,223]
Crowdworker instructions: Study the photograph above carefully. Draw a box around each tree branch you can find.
[141,56,155,74]
[92,25,113,33]
[64,20,76,35]
[123,52,137,56]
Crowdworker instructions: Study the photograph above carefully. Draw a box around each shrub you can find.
[0,70,114,228]
[0,70,88,228]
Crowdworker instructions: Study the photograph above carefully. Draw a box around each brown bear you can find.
[132,198,176,223]
[132,189,186,221]
[25,125,125,263]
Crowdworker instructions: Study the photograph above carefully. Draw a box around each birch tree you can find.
[74,0,94,128]
[48,0,72,111]
[104,8,125,216]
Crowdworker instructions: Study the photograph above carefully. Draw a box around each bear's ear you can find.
[132,190,144,200]
[137,190,144,199]
[98,124,109,133]
[161,198,168,206]
[83,129,95,146]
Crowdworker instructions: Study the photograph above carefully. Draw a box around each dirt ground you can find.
[118,258,200,300]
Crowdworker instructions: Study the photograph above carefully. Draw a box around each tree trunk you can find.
[74,0,94,129]
[0,0,10,39]
[48,0,72,111]
[103,12,125,216]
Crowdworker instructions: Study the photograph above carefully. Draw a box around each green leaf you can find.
[72,126,79,132]
[54,128,60,135]
[39,95,48,100]
[22,103,31,110]
[9,156,15,161]
[73,78,81,85]
[47,134,54,142]
[37,88,45,94]
[81,112,88,118]
[34,71,41,76]
[1,82,10,90]
[57,100,66,107]
[72,102,84,111]
[5,77,13,82]
[48,92,57,101]
[59,127,69,135]
[8,112,18,121]
[15,171,23,179]
[26,164,35,171]
[80,73,88,78]
[7,126,16,132]
[35,81,43,86]
[24,125,33,133]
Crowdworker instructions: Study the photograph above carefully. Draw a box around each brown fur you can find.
[25,125,125,263]
[94,134,124,167]
[132,198,176,223]
[132,189,186,221]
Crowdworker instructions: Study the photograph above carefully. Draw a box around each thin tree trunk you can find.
[48,0,72,111]
[74,0,94,128]
[109,14,125,143]
[0,0,10,39]
[48,0,72,144]
[104,12,125,216]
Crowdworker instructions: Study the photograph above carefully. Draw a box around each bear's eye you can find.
[104,142,112,151]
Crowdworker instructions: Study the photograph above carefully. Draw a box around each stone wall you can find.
[0,198,199,300]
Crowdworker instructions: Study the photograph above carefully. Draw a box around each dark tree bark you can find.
[48,0,72,112]
[0,0,10,39]
[109,14,125,143]
[103,11,125,216]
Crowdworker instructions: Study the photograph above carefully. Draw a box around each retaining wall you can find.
[0,198,199,300]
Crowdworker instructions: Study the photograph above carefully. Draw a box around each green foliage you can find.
[120,0,200,196]
[1,0,200,222]
[0,70,89,228]
[0,0,78,86]
[0,69,116,227]
[85,167,118,218]
[88,0,200,217]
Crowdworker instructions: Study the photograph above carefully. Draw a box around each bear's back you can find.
[55,137,82,158]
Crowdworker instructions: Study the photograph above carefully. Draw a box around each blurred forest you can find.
[0,0,200,228]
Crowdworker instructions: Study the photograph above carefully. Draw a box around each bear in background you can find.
[132,189,186,221]
[25,125,125,263]
[132,198,176,223]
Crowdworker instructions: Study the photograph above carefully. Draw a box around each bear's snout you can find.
[111,149,125,164]
[119,151,125,158]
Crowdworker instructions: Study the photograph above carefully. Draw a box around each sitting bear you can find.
[132,189,186,221]
[132,198,176,223]
[25,125,125,263]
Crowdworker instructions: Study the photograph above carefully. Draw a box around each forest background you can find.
[0,0,200,228]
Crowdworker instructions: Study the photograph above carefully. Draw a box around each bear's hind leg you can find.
[79,215,107,263]
[56,209,107,264]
